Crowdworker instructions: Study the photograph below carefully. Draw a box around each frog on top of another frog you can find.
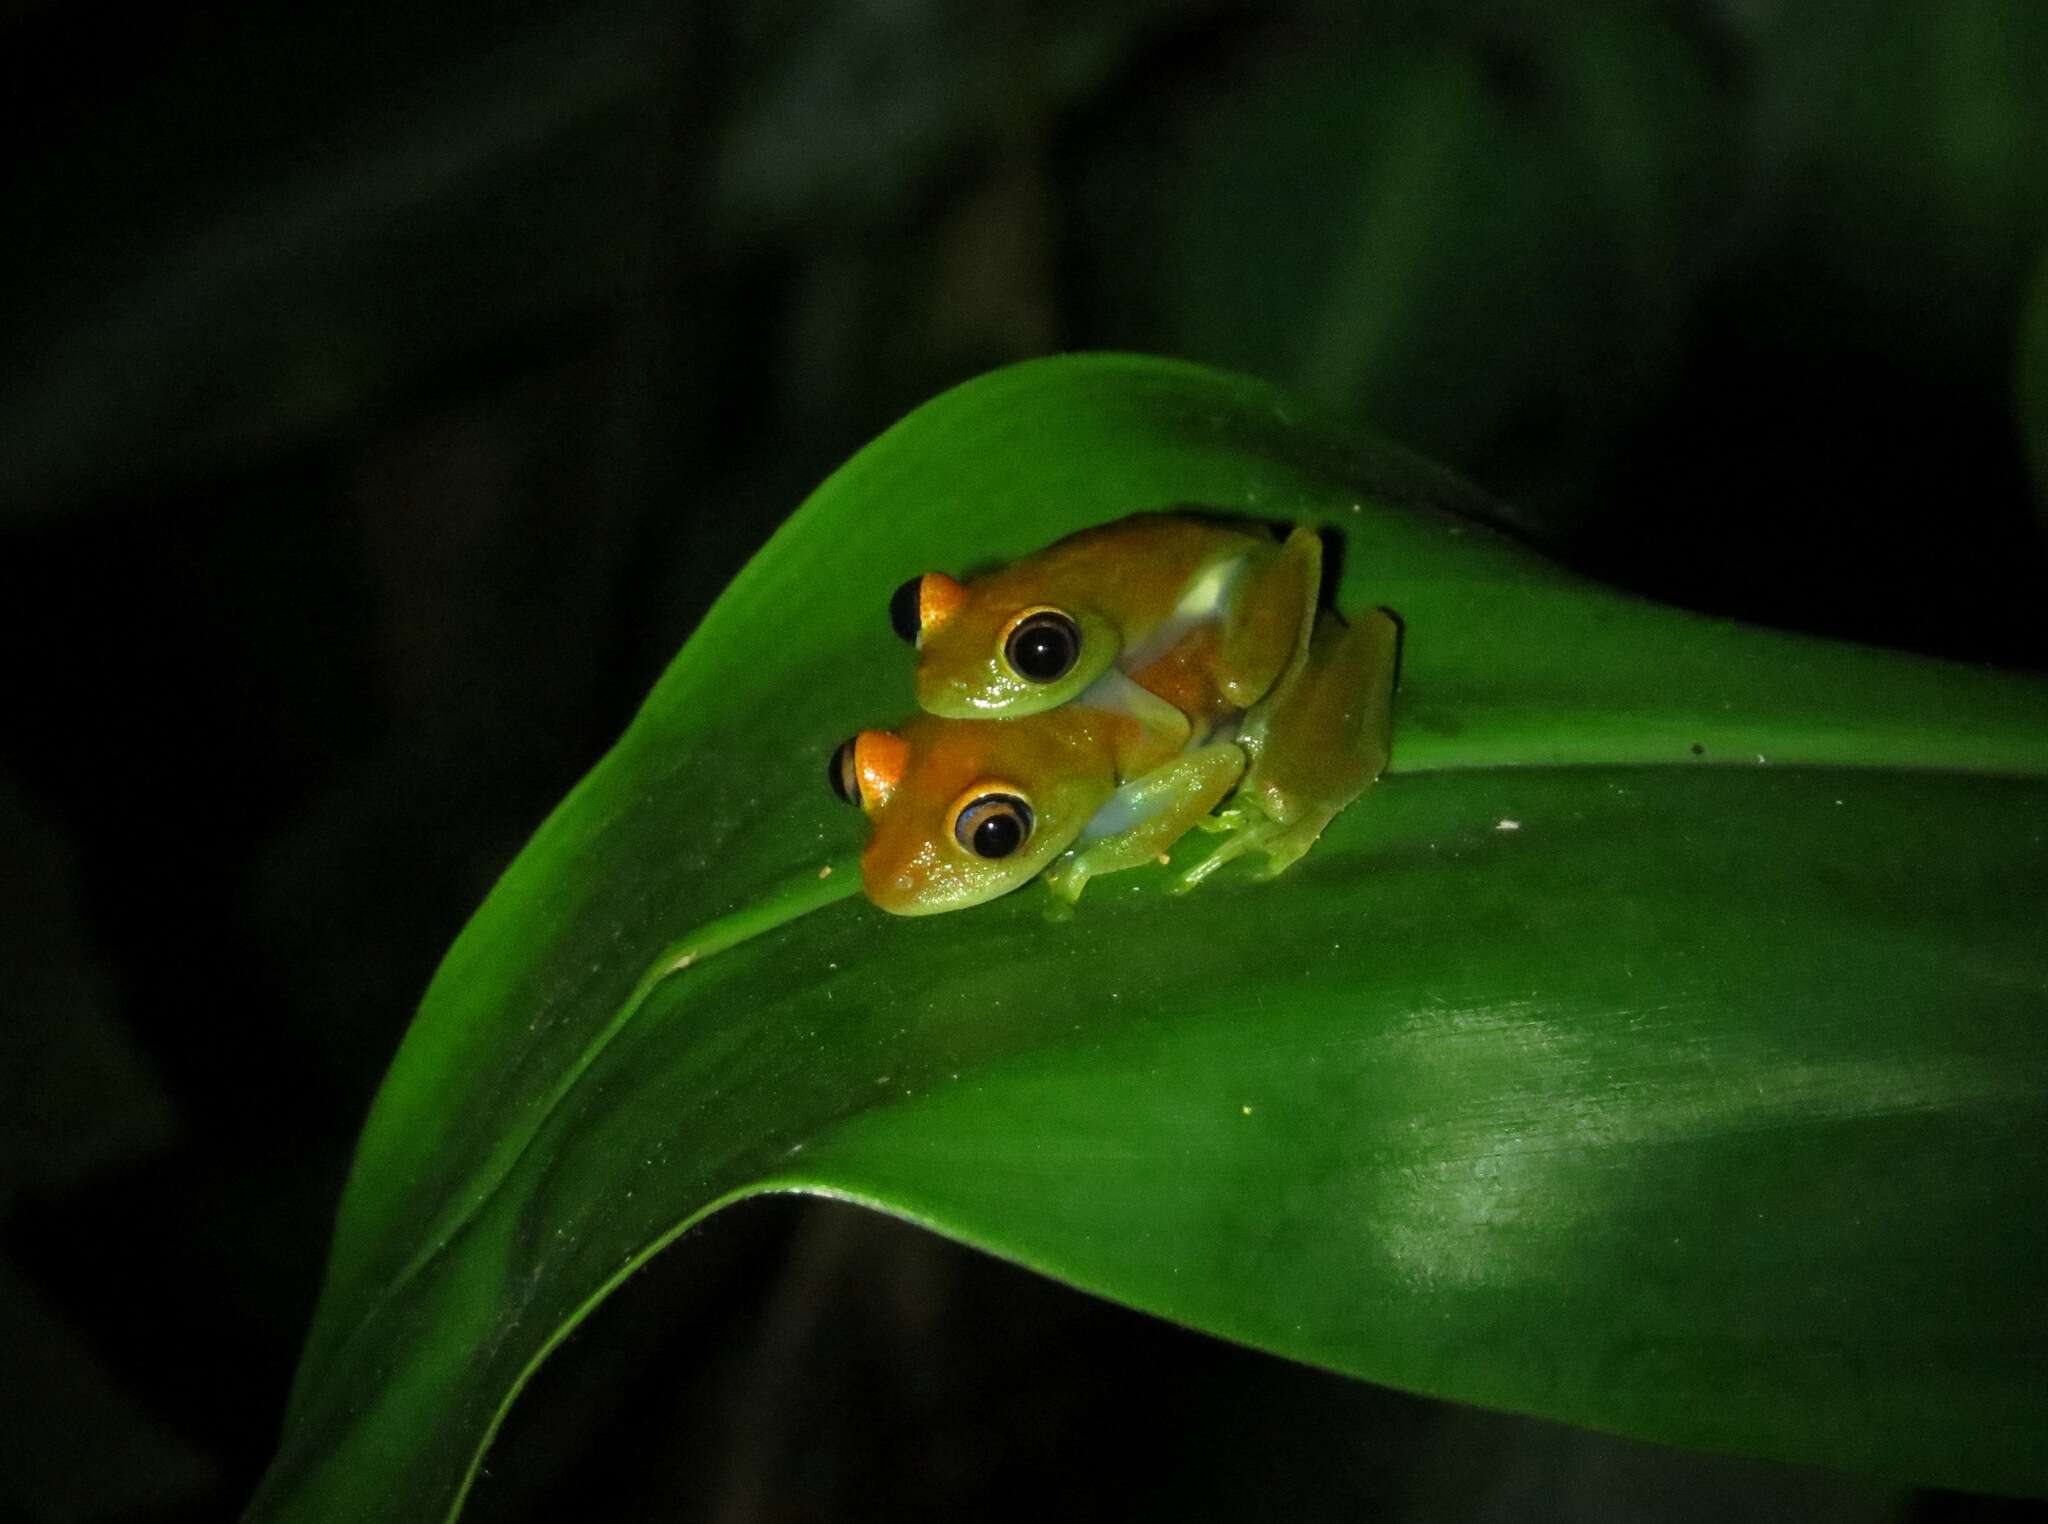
[890,512,1325,749]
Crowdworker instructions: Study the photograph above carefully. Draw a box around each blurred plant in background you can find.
[2,0,2044,1519]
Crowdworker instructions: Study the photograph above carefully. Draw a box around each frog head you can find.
[828,711,1115,914]
[889,570,1120,720]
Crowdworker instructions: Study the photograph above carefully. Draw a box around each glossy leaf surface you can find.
[250,355,2048,1521]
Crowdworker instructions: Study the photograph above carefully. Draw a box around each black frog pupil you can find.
[1007,613,1079,682]
[956,794,1031,859]
[974,811,1022,857]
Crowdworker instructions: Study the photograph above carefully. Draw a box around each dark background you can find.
[4,1,2046,1520]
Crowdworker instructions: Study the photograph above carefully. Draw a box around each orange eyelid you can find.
[919,573,967,641]
[853,730,910,809]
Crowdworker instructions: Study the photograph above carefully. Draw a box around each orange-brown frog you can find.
[890,513,1328,750]
[833,599,1398,915]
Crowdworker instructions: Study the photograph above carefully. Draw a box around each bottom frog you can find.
[829,607,1399,916]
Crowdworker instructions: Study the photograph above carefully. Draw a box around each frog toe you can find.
[1176,819,1278,890]
[1191,805,1252,836]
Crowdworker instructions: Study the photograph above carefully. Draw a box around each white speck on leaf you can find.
[1496,819,1521,832]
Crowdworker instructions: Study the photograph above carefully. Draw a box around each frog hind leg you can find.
[1041,742,1246,909]
[1179,606,1399,889]
[1215,526,1321,710]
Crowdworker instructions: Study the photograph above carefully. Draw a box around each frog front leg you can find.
[1177,606,1399,890]
[1042,742,1246,908]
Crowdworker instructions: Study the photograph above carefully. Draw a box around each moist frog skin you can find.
[892,513,1327,746]
[833,603,1399,915]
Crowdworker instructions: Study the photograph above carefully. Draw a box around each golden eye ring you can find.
[949,788,1034,860]
[999,607,1081,683]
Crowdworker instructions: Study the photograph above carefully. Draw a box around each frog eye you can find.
[953,793,1033,859]
[1003,609,1081,683]
[829,730,909,810]
[828,739,862,805]
[888,578,924,644]
[889,573,968,647]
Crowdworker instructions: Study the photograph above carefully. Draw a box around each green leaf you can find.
[250,355,2048,1521]
[1078,6,1731,515]
[1739,0,2048,375]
